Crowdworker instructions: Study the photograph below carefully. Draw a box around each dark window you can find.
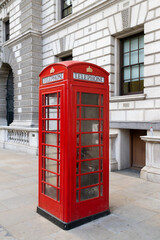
[61,0,72,18]
[120,33,144,95]
[61,55,72,61]
[5,20,10,41]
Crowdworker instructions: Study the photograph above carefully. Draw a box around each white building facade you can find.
[0,0,160,182]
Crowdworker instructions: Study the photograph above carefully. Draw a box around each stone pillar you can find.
[140,136,160,183]
[109,133,118,171]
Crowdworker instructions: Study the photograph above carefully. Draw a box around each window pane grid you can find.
[76,92,104,202]
[41,92,61,202]
[121,33,144,94]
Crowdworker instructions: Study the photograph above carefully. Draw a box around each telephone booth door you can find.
[71,87,109,220]
[39,87,64,220]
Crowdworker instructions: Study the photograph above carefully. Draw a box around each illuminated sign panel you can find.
[73,72,104,83]
[43,73,64,84]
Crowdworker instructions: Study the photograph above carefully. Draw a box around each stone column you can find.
[109,133,118,171]
[140,136,160,183]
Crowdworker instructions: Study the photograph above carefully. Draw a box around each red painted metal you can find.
[38,61,109,224]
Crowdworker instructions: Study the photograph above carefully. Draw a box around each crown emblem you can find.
[50,67,55,74]
[86,66,93,73]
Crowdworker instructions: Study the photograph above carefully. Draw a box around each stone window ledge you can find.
[141,136,160,143]
[110,94,146,103]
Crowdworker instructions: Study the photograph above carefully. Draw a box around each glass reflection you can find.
[81,160,99,173]
[81,93,99,105]
[45,146,57,159]
[81,107,99,119]
[81,120,99,132]
[45,185,57,200]
[81,146,99,159]
[45,133,57,145]
[45,120,57,131]
[45,171,57,186]
[81,133,99,146]
[81,186,99,201]
[45,159,57,173]
[81,173,99,187]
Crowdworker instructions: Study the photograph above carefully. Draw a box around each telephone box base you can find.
[37,207,110,230]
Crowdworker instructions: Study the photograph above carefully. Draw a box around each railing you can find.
[8,129,29,144]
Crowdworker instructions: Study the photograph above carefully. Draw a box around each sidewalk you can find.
[0,148,160,240]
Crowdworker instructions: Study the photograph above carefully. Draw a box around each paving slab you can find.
[0,148,160,240]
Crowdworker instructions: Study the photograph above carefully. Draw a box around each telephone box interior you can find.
[37,61,110,230]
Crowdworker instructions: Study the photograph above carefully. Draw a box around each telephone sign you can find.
[37,61,110,230]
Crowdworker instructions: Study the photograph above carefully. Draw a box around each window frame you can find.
[120,32,144,95]
[61,0,72,19]
[4,19,10,41]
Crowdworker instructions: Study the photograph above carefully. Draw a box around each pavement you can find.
[0,148,160,240]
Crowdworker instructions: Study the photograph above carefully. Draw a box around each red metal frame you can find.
[38,61,109,226]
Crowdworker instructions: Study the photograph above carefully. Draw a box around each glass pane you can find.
[140,79,144,91]
[77,107,80,118]
[131,36,138,51]
[123,53,129,66]
[81,120,99,132]
[139,35,144,49]
[45,171,57,186]
[76,176,79,187]
[101,159,103,170]
[139,49,144,63]
[77,134,80,146]
[76,148,80,160]
[77,92,80,104]
[58,92,61,105]
[46,107,58,119]
[81,107,99,119]
[81,173,99,187]
[45,133,57,145]
[47,93,57,105]
[101,173,103,183]
[123,39,129,52]
[45,159,58,173]
[131,51,138,64]
[81,146,99,159]
[124,82,129,94]
[100,185,103,196]
[45,185,57,200]
[81,160,99,173]
[76,190,79,202]
[77,121,80,132]
[101,95,103,106]
[45,146,57,159]
[81,133,99,146]
[57,189,60,202]
[124,67,130,80]
[130,80,139,92]
[140,64,144,78]
[132,65,139,79]
[81,186,99,201]
[46,120,57,131]
[81,93,99,105]
[101,108,103,118]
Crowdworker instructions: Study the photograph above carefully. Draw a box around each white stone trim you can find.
[110,94,146,102]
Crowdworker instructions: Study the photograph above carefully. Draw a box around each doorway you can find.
[130,130,146,170]
[6,70,14,126]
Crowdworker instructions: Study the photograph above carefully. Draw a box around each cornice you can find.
[42,0,119,37]
[0,0,11,9]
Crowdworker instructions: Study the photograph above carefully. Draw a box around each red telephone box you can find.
[37,61,110,230]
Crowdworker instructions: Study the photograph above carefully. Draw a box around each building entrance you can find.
[131,130,146,170]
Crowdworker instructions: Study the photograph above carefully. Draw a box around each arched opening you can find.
[6,69,14,126]
[0,63,14,126]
